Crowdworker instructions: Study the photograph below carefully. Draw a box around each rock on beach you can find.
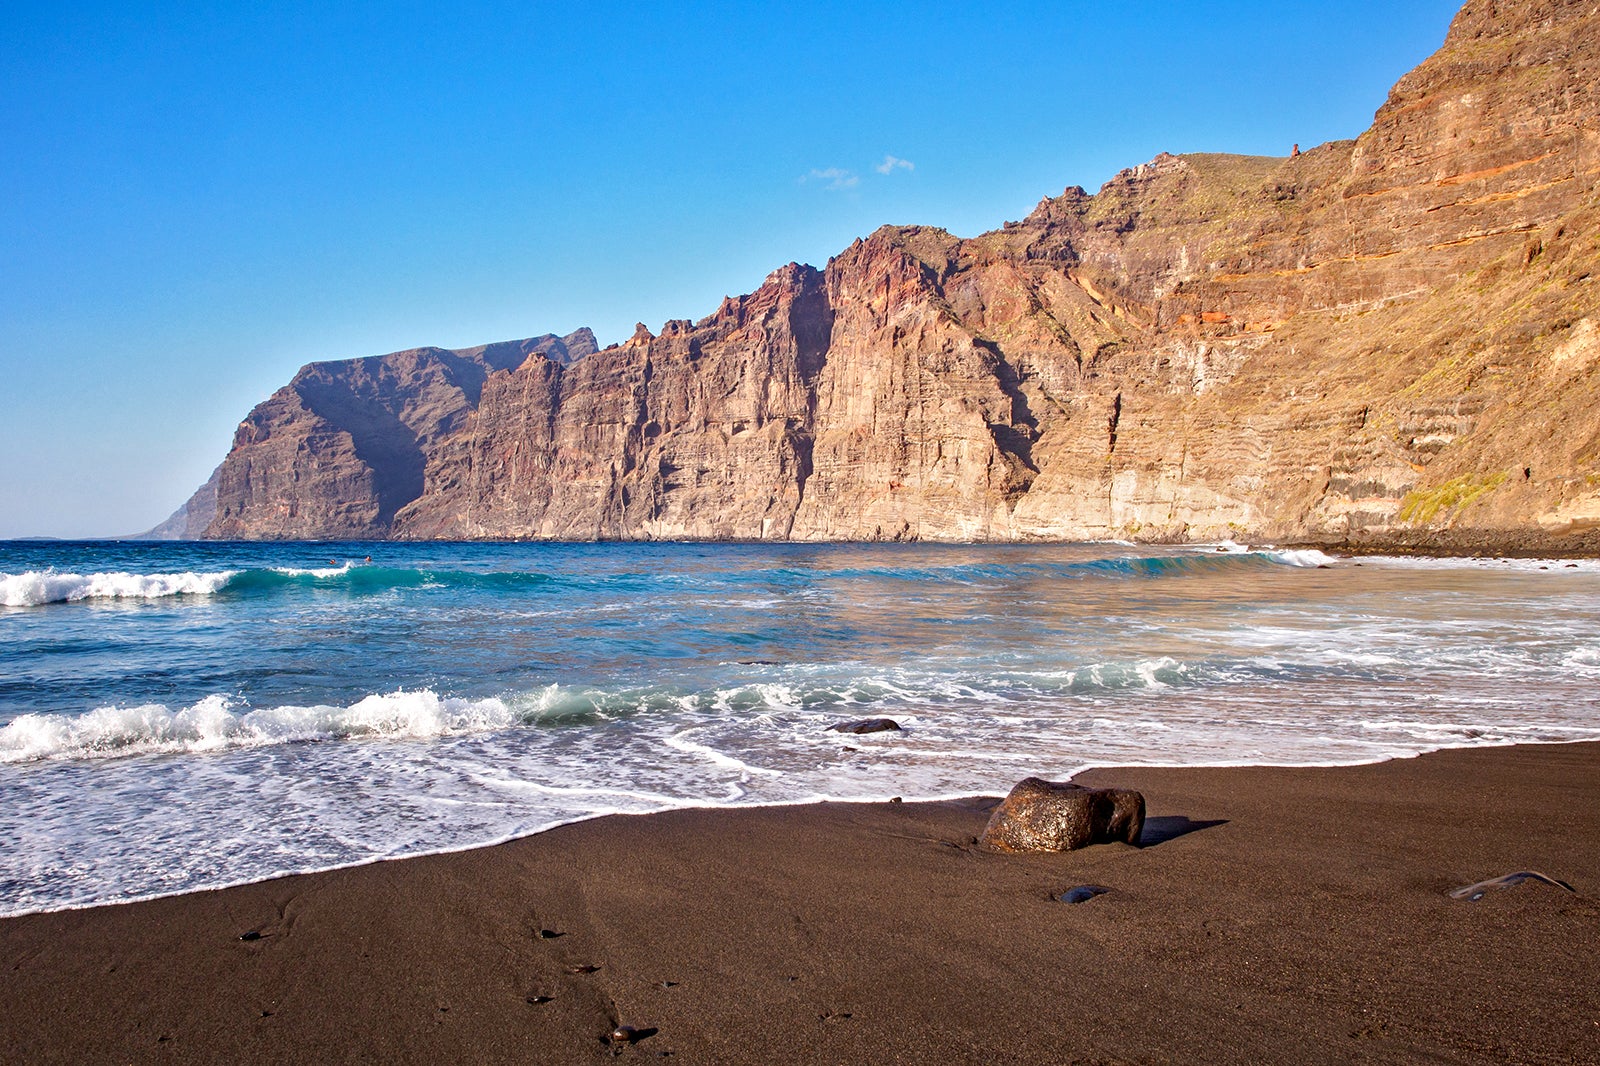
[980,777,1146,852]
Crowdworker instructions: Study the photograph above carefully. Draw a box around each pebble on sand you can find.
[1057,885,1112,904]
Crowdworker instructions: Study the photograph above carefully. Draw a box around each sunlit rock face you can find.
[191,1,1600,552]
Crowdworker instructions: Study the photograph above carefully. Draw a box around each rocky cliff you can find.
[181,0,1600,549]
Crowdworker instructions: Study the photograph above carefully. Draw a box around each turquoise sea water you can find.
[3,539,1598,916]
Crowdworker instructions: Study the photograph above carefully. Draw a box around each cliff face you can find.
[191,0,1600,548]
[205,331,596,539]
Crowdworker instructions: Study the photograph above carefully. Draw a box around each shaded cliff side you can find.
[186,1,1600,549]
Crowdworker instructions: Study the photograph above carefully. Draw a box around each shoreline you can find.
[8,735,1598,923]
[4,741,1596,1063]
[11,534,1600,560]
[7,540,1597,928]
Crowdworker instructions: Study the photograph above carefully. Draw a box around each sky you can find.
[0,0,1465,538]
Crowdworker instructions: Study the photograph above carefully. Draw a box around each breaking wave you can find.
[1265,548,1340,568]
[0,568,240,606]
[0,549,1332,609]
[0,656,1207,764]
[0,563,554,606]
[0,689,537,762]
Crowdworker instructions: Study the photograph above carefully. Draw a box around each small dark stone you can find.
[538,929,564,939]
[659,981,678,988]
[829,718,901,735]
[237,931,262,941]
[526,995,553,1005]
[569,964,602,974]
[889,796,902,803]
[609,1025,657,1044]
[1057,884,1113,904]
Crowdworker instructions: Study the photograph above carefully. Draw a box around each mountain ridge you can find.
[163,0,1600,550]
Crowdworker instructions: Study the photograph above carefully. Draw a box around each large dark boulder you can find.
[979,777,1145,852]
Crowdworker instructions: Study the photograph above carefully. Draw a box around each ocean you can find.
[3,539,1597,917]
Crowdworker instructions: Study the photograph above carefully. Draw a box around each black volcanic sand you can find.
[3,743,1598,1064]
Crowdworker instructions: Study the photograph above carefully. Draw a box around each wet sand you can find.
[3,741,1597,1064]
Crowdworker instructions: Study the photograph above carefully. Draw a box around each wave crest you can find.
[1,547,1340,609]
[0,569,239,607]
[0,654,1207,765]
[1266,549,1340,568]
[0,689,546,763]
[0,562,562,607]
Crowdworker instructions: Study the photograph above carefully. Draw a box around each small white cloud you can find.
[875,155,914,175]
[802,167,860,190]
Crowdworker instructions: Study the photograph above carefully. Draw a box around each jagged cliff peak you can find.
[1446,0,1597,41]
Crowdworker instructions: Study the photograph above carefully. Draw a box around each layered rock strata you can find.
[179,1,1600,549]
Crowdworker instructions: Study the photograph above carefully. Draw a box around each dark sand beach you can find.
[3,742,1597,1064]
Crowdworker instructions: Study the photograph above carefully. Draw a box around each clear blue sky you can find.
[1,0,1464,538]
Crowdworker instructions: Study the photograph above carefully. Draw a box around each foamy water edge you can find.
[8,733,1596,920]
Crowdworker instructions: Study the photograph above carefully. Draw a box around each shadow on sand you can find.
[1140,815,1228,847]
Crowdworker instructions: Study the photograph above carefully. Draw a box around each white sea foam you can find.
[1361,555,1600,572]
[270,562,355,578]
[711,683,804,714]
[0,569,238,607]
[1358,718,1600,745]
[1175,543,1337,566]
[1134,659,1175,688]
[1266,548,1340,568]
[1566,647,1600,671]
[0,689,527,763]
[664,728,783,777]
[1061,657,1188,691]
[0,656,1204,768]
